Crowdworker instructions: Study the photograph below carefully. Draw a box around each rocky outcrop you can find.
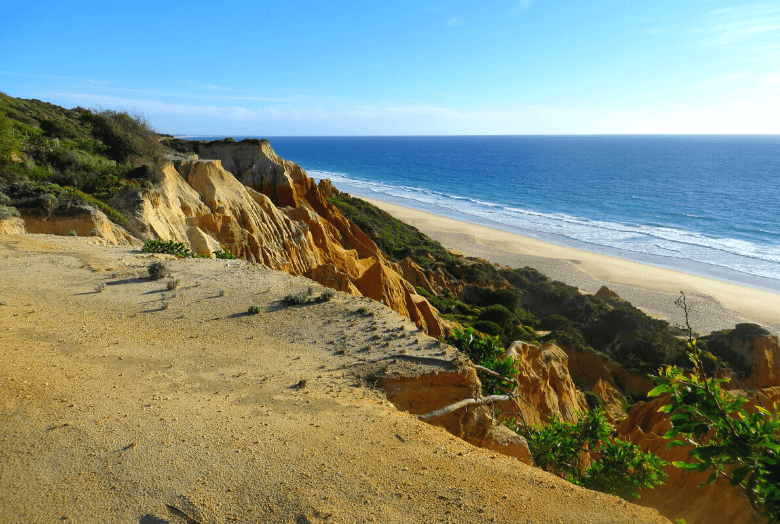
[591,378,625,422]
[128,147,445,338]
[380,360,534,465]
[494,341,588,427]
[562,345,654,397]
[0,217,25,235]
[20,206,140,246]
[738,334,780,389]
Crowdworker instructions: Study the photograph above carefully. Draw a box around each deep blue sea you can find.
[184,136,780,292]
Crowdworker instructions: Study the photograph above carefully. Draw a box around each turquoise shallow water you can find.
[184,135,780,292]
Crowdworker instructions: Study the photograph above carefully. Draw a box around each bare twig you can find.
[417,394,518,421]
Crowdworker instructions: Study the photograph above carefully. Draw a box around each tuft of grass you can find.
[148,261,169,281]
[284,291,312,305]
[218,290,225,297]
[320,288,336,302]
[357,306,372,316]
[166,279,180,290]
[248,305,262,315]
[67,229,77,236]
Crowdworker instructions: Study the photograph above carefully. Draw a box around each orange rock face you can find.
[495,341,588,428]
[562,344,655,397]
[132,145,445,338]
[380,359,534,465]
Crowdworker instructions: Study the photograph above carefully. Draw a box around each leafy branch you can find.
[649,292,780,522]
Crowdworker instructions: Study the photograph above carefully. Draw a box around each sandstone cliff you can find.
[124,142,445,338]
[495,341,588,427]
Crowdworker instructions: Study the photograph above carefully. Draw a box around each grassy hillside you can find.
[0,92,164,194]
[0,92,170,227]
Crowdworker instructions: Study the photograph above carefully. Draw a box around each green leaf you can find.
[701,472,719,486]
[648,385,667,398]
[729,466,751,487]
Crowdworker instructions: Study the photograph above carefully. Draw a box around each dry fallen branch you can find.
[417,394,518,421]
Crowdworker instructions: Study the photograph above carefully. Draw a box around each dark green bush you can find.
[142,239,196,258]
[148,262,169,280]
[478,304,515,325]
[507,409,667,500]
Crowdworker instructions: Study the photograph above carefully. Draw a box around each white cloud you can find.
[509,0,533,15]
[447,16,461,26]
[31,91,780,136]
[194,83,233,91]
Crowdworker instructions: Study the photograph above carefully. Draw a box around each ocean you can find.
[183,136,780,292]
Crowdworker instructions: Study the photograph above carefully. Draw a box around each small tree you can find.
[444,327,518,395]
[649,292,780,522]
[507,409,668,500]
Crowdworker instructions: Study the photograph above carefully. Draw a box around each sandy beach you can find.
[363,197,780,336]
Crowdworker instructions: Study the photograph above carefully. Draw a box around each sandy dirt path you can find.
[0,234,669,524]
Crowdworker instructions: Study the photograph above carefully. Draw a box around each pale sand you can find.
[363,197,780,336]
[0,234,668,523]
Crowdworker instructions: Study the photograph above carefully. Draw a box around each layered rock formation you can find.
[125,142,445,338]
[18,205,140,246]
[495,341,588,427]
[379,358,534,464]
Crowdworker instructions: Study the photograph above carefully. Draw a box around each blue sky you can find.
[2,1,779,135]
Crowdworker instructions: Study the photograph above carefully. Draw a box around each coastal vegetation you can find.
[649,294,780,522]
[0,92,165,229]
[507,409,668,501]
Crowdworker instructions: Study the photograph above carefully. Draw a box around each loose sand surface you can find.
[0,234,669,523]
[364,198,780,336]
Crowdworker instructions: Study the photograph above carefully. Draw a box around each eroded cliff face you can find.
[379,358,534,464]
[616,333,780,524]
[128,147,445,338]
[20,207,140,246]
[494,341,588,427]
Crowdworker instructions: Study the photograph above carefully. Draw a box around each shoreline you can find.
[362,197,780,336]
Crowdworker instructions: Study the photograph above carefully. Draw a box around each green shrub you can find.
[478,304,515,325]
[650,337,780,520]
[507,409,667,500]
[148,261,169,280]
[142,239,196,258]
[166,279,180,290]
[213,246,237,259]
[320,288,336,302]
[0,205,19,219]
[284,289,313,305]
[444,327,516,395]
[0,111,21,165]
[248,305,262,315]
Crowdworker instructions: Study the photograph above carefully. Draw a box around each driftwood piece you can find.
[417,394,517,421]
